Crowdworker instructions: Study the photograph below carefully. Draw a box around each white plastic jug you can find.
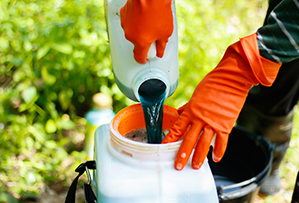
[93,104,219,203]
[105,0,179,102]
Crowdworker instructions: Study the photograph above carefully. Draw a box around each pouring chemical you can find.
[138,79,167,143]
[96,1,219,202]
[105,0,178,143]
[104,0,179,99]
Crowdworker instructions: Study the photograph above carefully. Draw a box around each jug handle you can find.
[147,42,156,59]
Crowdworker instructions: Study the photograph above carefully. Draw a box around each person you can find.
[120,0,299,196]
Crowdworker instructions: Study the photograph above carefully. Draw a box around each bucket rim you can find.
[110,103,182,151]
[210,126,274,201]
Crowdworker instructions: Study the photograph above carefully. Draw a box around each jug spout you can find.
[132,68,175,102]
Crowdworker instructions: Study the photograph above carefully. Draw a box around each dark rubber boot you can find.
[237,103,293,196]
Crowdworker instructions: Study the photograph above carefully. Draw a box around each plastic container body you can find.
[105,0,179,102]
[85,93,115,159]
[85,109,115,159]
[94,104,219,203]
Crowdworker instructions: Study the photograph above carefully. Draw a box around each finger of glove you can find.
[174,123,204,171]
[161,114,190,144]
[212,131,229,163]
[191,126,215,169]
[156,39,168,58]
[177,103,187,115]
[133,44,151,64]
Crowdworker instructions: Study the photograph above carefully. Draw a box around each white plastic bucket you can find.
[94,104,219,202]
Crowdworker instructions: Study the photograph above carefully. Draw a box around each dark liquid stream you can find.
[138,79,166,144]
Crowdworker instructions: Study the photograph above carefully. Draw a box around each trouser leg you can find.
[237,0,299,195]
[238,58,299,196]
[237,54,299,195]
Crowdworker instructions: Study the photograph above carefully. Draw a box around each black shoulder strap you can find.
[292,171,299,203]
[65,161,96,203]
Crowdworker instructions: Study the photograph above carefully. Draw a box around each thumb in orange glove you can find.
[120,0,174,64]
[162,33,281,171]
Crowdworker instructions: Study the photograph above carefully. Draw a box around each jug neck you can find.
[132,68,170,102]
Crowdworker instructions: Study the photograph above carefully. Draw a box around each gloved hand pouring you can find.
[120,0,174,64]
[120,0,282,171]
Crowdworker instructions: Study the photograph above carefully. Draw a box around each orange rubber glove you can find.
[162,33,281,170]
[120,0,173,64]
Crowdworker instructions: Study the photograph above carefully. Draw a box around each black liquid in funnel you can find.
[138,79,166,144]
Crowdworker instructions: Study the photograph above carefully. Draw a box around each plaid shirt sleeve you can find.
[257,0,299,64]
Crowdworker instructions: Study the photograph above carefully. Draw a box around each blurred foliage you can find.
[0,0,129,201]
[165,0,268,107]
[2,0,296,202]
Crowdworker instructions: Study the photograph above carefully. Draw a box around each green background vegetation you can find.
[0,0,298,202]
